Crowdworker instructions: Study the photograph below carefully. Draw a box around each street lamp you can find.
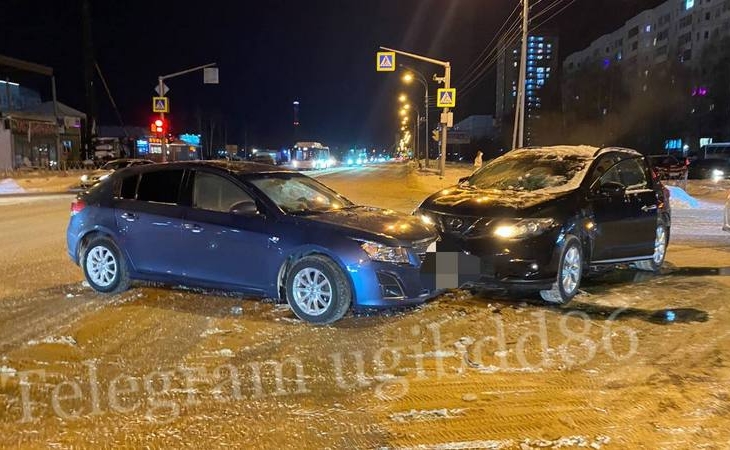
[400,64,430,167]
[398,94,407,103]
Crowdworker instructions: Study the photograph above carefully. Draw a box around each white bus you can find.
[289,142,334,170]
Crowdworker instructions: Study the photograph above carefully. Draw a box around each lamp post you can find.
[400,65,429,168]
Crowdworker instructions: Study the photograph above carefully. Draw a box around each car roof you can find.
[139,160,296,176]
[511,145,642,159]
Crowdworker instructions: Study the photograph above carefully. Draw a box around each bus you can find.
[289,142,334,170]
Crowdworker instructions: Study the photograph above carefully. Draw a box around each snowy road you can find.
[0,163,729,448]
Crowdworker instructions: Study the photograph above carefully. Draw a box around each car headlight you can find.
[494,218,556,239]
[80,175,88,182]
[712,169,725,177]
[358,240,410,264]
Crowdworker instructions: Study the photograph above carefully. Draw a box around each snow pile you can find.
[667,186,701,209]
[27,336,77,346]
[0,366,17,377]
[0,179,25,194]
[390,408,465,423]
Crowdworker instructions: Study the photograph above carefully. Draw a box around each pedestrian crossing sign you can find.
[376,52,396,71]
[152,96,169,113]
[437,88,456,108]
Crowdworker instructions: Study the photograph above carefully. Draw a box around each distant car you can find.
[80,159,154,188]
[688,158,730,181]
[67,161,438,324]
[250,153,277,165]
[648,154,688,181]
[416,146,671,304]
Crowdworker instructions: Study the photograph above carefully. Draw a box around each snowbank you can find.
[667,185,724,210]
[0,179,25,194]
[667,186,701,209]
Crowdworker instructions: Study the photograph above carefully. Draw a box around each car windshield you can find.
[465,151,593,192]
[248,174,354,214]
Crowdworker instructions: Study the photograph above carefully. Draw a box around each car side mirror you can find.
[598,181,626,197]
[230,200,259,216]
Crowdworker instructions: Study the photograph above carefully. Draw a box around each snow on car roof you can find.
[510,145,600,158]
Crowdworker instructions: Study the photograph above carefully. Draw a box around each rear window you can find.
[136,170,184,204]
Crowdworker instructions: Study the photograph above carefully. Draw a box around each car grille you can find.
[436,214,483,236]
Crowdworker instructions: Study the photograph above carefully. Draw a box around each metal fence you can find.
[1,161,92,178]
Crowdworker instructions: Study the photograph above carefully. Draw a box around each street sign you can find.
[440,112,454,127]
[154,83,170,96]
[203,67,219,84]
[437,88,456,108]
[152,96,169,113]
[376,52,396,72]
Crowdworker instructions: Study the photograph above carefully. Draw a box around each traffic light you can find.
[150,118,166,135]
[432,129,440,142]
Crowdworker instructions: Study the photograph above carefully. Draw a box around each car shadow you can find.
[468,267,712,325]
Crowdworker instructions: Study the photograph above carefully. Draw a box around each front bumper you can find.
[419,231,562,291]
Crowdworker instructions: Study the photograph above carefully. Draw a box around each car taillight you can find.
[71,199,86,216]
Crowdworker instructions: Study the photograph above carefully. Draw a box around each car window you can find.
[118,174,139,199]
[600,158,648,190]
[588,154,622,187]
[249,174,353,214]
[466,151,592,192]
[136,169,184,204]
[193,171,254,213]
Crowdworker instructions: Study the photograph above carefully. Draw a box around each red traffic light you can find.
[152,119,165,133]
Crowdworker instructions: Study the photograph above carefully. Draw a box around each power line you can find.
[455,2,522,87]
[457,19,523,93]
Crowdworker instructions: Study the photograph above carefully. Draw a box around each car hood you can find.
[302,206,437,246]
[419,185,576,217]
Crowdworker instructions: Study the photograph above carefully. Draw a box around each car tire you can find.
[540,235,583,305]
[635,223,668,273]
[285,255,352,325]
[81,236,131,294]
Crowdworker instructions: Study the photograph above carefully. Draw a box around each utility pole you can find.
[512,0,529,149]
[81,0,96,160]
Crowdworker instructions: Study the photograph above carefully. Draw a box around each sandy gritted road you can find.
[0,163,729,449]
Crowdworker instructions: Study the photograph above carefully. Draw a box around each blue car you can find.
[67,161,438,324]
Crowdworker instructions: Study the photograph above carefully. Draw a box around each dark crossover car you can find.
[67,161,437,324]
[416,146,671,304]
[688,158,730,181]
[80,158,155,188]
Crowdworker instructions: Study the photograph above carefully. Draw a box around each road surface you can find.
[0,163,728,449]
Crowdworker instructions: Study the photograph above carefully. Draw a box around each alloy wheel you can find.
[85,245,118,288]
[292,268,333,316]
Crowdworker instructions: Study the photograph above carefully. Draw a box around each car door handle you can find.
[120,212,137,222]
[641,204,658,212]
[183,223,204,233]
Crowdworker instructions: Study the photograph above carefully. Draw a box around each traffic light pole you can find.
[156,62,216,162]
[158,76,167,161]
[380,46,451,177]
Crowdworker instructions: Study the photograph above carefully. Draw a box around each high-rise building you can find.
[563,0,730,82]
[496,34,559,147]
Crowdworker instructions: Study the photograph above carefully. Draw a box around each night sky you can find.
[1,0,663,150]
